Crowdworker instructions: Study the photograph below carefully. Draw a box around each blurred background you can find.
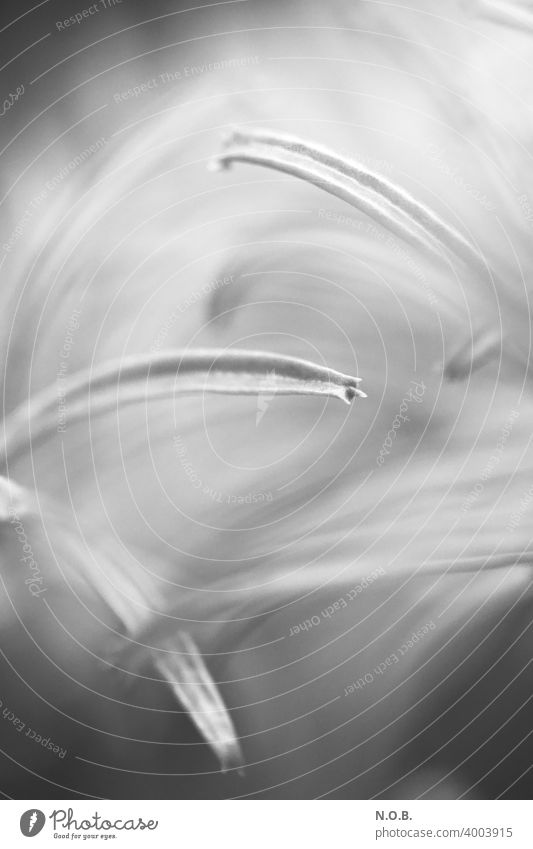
[1,0,533,799]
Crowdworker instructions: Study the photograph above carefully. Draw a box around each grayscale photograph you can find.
[0,0,532,819]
